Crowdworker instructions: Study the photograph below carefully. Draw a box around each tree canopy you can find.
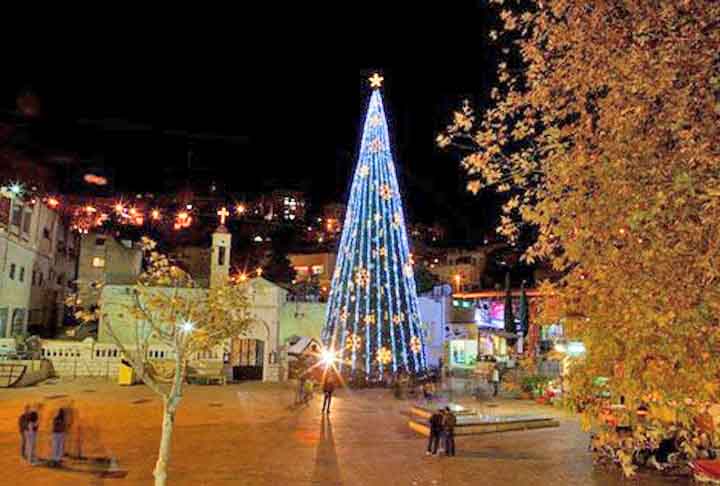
[440,0,720,475]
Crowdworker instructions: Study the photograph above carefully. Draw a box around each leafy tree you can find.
[263,251,296,285]
[71,237,253,486]
[440,0,720,476]
[415,265,441,294]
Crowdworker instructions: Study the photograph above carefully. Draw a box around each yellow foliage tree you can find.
[86,237,253,486]
[440,0,720,475]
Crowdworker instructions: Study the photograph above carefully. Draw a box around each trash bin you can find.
[118,361,135,386]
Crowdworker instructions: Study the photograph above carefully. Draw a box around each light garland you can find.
[320,81,427,377]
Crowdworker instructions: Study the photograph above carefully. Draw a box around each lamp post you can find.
[453,274,462,293]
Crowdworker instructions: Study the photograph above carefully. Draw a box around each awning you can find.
[287,337,322,356]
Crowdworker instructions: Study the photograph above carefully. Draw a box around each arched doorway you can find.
[230,338,265,381]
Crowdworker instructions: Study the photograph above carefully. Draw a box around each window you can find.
[0,307,7,338]
[95,237,106,246]
[92,257,105,268]
[22,211,32,235]
[19,267,24,282]
[11,308,26,336]
[42,227,51,239]
[311,265,324,275]
[37,272,43,287]
[218,246,226,266]
[57,274,63,286]
[10,204,22,226]
[9,263,15,280]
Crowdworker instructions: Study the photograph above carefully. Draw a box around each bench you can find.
[187,361,226,385]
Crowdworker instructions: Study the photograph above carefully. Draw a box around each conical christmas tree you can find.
[322,75,427,377]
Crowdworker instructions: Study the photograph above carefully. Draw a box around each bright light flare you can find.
[180,320,195,333]
[321,349,336,366]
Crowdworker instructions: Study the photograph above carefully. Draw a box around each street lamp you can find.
[453,274,463,293]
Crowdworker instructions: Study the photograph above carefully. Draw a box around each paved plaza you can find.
[2,380,686,485]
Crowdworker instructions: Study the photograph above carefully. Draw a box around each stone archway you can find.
[230,320,272,382]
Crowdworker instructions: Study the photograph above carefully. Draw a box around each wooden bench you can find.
[187,361,226,385]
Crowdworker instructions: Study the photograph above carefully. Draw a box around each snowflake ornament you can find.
[403,263,414,278]
[368,137,384,153]
[393,212,402,227]
[410,336,422,354]
[359,165,370,177]
[345,333,362,352]
[380,184,393,200]
[355,267,370,288]
[376,347,393,365]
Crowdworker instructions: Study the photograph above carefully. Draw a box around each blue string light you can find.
[322,87,427,377]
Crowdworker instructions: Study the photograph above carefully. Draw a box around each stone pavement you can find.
[0,379,687,485]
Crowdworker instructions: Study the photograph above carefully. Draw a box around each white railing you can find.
[39,339,221,379]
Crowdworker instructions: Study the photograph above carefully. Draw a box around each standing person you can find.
[492,365,501,397]
[23,406,39,465]
[426,409,443,456]
[443,407,456,457]
[18,405,30,459]
[297,373,307,405]
[321,375,336,415]
[50,409,67,467]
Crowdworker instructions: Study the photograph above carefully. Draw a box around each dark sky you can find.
[1,1,504,241]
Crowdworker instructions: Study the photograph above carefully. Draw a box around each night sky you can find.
[1,1,503,242]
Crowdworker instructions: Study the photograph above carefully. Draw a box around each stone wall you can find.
[279,302,326,344]
[40,339,222,380]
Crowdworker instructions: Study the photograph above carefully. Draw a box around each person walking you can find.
[426,409,444,456]
[443,407,456,457]
[19,405,30,459]
[23,407,39,465]
[297,374,307,405]
[321,375,336,414]
[491,365,501,397]
[50,409,67,467]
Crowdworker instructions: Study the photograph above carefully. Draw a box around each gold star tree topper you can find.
[369,72,384,89]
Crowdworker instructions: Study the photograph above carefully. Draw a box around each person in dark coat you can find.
[50,409,67,466]
[443,407,456,457]
[24,407,39,465]
[18,405,30,459]
[426,409,444,455]
[321,375,336,414]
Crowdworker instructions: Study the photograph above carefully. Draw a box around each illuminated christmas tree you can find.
[322,74,427,377]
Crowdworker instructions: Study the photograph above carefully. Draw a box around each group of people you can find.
[427,407,457,457]
[19,404,75,467]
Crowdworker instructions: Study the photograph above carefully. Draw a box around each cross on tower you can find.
[217,207,230,225]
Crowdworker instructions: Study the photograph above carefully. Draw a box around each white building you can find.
[97,225,287,382]
[417,285,453,368]
[0,191,78,338]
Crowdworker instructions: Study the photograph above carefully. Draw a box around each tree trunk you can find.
[153,399,177,486]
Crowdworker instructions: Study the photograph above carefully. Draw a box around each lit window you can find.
[295,266,309,275]
[92,257,106,268]
[311,265,324,275]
